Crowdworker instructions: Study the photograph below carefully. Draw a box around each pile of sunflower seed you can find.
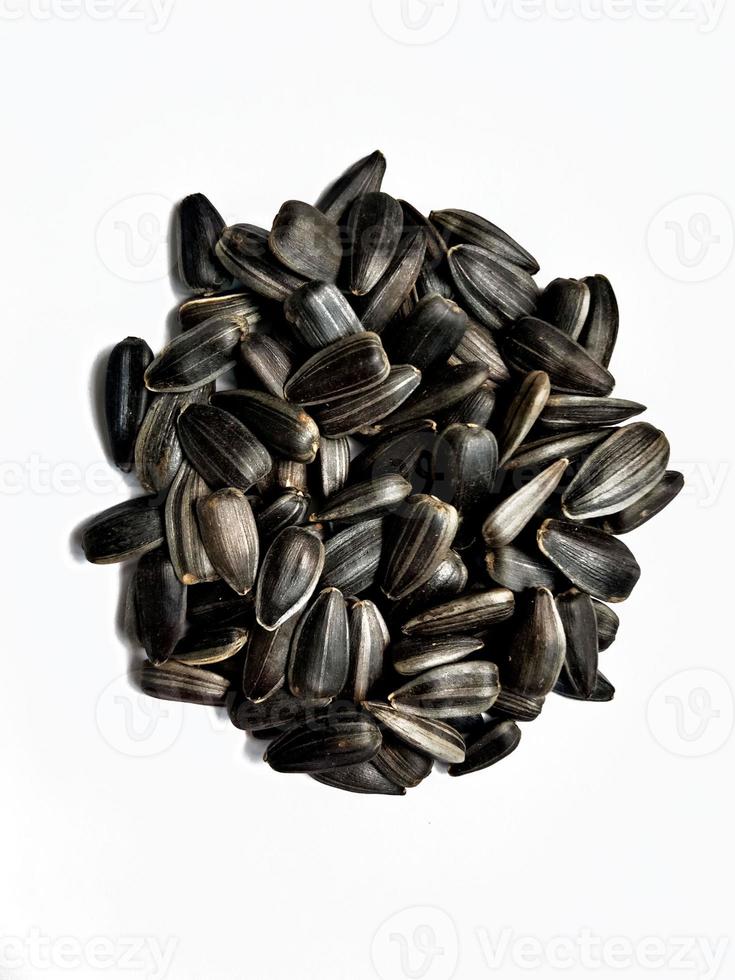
[83,151,682,795]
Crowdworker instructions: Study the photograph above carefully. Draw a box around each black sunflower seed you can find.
[536,277,590,340]
[350,420,437,484]
[196,488,259,596]
[362,702,465,764]
[139,660,230,706]
[134,548,186,665]
[320,519,384,595]
[346,599,389,702]
[264,710,382,773]
[382,495,459,601]
[431,423,498,516]
[482,458,569,548]
[177,403,272,492]
[380,362,490,429]
[448,719,522,776]
[431,209,539,274]
[537,519,641,603]
[284,281,363,350]
[315,150,386,222]
[540,394,646,430]
[501,588,567,698]
[215,224,306,301]
[82,496,163,565]
[400,589,515,638]
[600,470,684,535]
[503,428,611,472]
[485,544,561,592]
[310,473,411,524]
[491,690,545,723]
[105,337,153,472]
[175,193,230,294]
[256,526,325,630]
[317,436,351,499]
[243,617,298,703]
[256,491,310,546]
[592,600,620,651]
[359,228,427,333]
[134,387,212,494]
[238,332,296,399]
[347,192,404,295]
[284,332,390,406]
[453,319,511,383]
[287,588,350,701]
[313,365,422,437]
[269,200,342,281]
[392,635,485,676]
[213,388,320,464]
[389,662,500,718]
[178,289,262,332]
[579,274,619,368]
[440,381,497,427]
[555,670,615,702]
[165,461,218,585]
[172,626,249,666]
[382,294,469,372]
[556,589,599,700]
[311,762,405,796]
[504,317,615,396]
[448,244,538,330]
[145,314,248,393]
[373,733,433,788]
[496,370,551,466]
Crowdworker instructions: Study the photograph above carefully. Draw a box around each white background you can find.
[1,2,734,979]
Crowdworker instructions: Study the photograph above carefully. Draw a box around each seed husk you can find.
[400,589,515,638]
[382,495,459,601]
[269,200,342,281]
[453,319,511,383]
[215,224,306,301]
[284,281,363,350]
[315,150,386,221]
[347,191,404,295]
[256,526,325,630]
[105,337,153,472]
[318,436,351,499]
[350,420,437,483]
[372,733,434,788]
[178,289,262,332]
[392,635,485,676]
[288,587,350,701]
[362,701,465,764]
[145,313,248,393]
[562,422,670,520]
[346,599,389,702]
[537,518,641,603]
[540,394,646,430]
[381,362,490,429]
[600,470,684,535]
[320,518,384,595]
[243,617,298,702]
[359,228,427,333]
[134,387,212,494]
[501,588,566,697]
[503,428,611,472]
[382,294,468,372]
[399,200,448,265]
[441,381,497,427]
[311,762,405,796]
[177,403,272,492]
[592,600,620,651]
[256,491,310,546]
[196,488,259,596]
[491,689,545,722]
[173,626,248,666]
[264,710,382,773]
[213,388,320,464]
[579,274,619,367]
[556,589,599,699]
[134,548,186,664]
[175,193,230,294]
[314,365,422,438]
[229,687,313,732]
[536,277,590,340]
[82,496,164,565]
[448,244,538,331]
[165,461,218,585]
[139,660,229,706]
[485,544,561,592]
[431,423,498,516]
[555,670,615,702]
[448,719,522,776]
[497,370,551,466]
[285,332,390,406]
[310,473,412,524]
[238,332,296,399]
[482,457,569,548]
[431,209,539,274]
[186,581,252,628]
[504,317,615,396]
[388,550,469,623]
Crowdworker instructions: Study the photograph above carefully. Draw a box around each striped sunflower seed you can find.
[243,617,298,703]
[501,588,566,697]
[392,635,484,676]
[556,589,599,700]
[592,600,620,651]
[579,274,619,367]
[317,436,351,499]
[196,488,259,596]
[134,387,212,494]
[313,364,422,437]
[448,719,522,777]
[315,150,386,221]
[555,670,615,702]
[503,428,611,472]
[145,313,248,392]
[284,281,363,350]
[431,423,498,516]
[178,289,262,332]
[186,581,252,628]
[536,277,590,340]
[372,733,434,788]
[441,381,497,427]
[431,209,539,274]
[175,193,230,294]
[600,470,683,535]
[172,626,249,666]
[264,710,382,773]
[492,689,545,723]
[177,403,272,491]
[269,200,342,282]
[139,660,229,706]
[215,224,306,301]
[382,495,459,601]
[400,589,515,638]
[382,294,468,372]
[320,518,384,595]
[350,420,436,483]
[448,244,538,330]
[453,319,511,383]
[482,457,569,548]
[497,370,551,465]
[238,332,296,399]
[284,332,390,406]
[105,337,152,472]
[359,227,427,333]
[537,518,641,603]
[256,526,325,630]
[82,496,163,565]
[165,461,218,585]
[288,587,350,701]
[540,394,646,430]
[381,362,490,429]
[213,389,320,464]
[134,548,186,664]
[347,192,404,295]
[311,762,405,796]
[256,491,310,546]
[346,599,389,702]
[504,317,615,396]
[310,473,411,524]
[388,550,468,623]
[485,544,561,592]
[362,702,465,764]
[389,662,500,718]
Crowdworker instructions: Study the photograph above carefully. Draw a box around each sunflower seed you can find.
[562,422,670,520]
[82,496,163,565]
[347,192,404,295]
[243,616,298,702]
[256,526,325,630]
[177,403,272,492]
[256,491,310,546]
[448,719,522,776]
[145,314,248,393]
[362,702,465,764]
[540,394,645,430]
[497,371,551,466]
[317,436,351,499]
[555,670,615,702]
[431,424,498,515]
[213,389,320,464]
[503,428,611,472]
[388,550,469,623]
[264,710,381,773]
[320,518,384,595]
[173,626,248,666]
[229,687,311,732]
[555,589,599,700]
[536,277,590,340]
[491,689,545,722]
[284,281,363,350]
[186,581,252,628]
[314,365,422,437]
[389,662,499,718]
[269,200,342,281]
[359,228,427,333]
[264,459,310,496]
[139,660,229,706]
[105,337,153,472]
[287,588,350,701]
[592,600,620,651]
[373,733,434,787]
[381,362,490,428]
[431,209,539,274]
[485,544,561,592]
[401,589,515,638]
[350,420,436,483]
[537,519,641,602]
[311,762,405,796]
[441,381,497,427]
[315,150,386,221]
[382,294,468,372]
[448,244,538,330]
[382,495,459,601]
[238,332,296,398]
[215,224,306,301]
[579,274,619,367]
[346,599,389,702]
[133,548,186,664]
[165,461,218,585]
[453,319,511,383]
[285,332,390,405]
[600,470,683,535]
[392,635,484,676]
[175,193,230,294]
[482,457,569,548]
[310,473,411,524]
[501,587,566,697]
[196,488,259,596]
[178,289,262,332]
[504,317,615,396]
[399,200,447,263]
[134,387,211,494]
